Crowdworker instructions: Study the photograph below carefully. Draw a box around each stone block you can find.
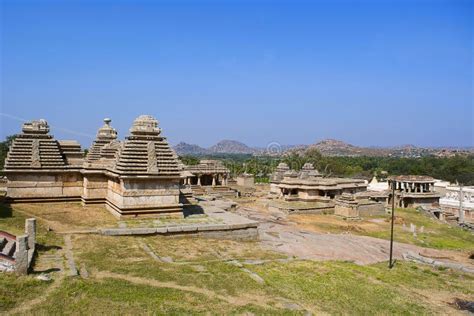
[15,235,28,275]
[197,224,227,232]
[155,227,167,234]
[25,218,36,250]
[130,228,157,235]
[167,226,183,233]
[181,225,198,232]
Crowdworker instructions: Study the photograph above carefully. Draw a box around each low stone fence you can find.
[99,222,258,241]
[0,218,36,275]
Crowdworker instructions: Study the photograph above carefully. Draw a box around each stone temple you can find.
[3,115,183,218]
[270,162,367,202]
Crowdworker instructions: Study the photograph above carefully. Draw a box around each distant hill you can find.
[174,140,257,155]
[286,139,473,158]
[174,142,210,155]
[174,138,473,158]
[209,140,257,154]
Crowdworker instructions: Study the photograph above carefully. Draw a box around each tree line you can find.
[180,148,474,185]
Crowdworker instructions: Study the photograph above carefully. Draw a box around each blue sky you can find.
[1,0,472,148]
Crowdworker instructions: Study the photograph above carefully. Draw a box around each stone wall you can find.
[82,173,109,204]
[105,178,183,218]
[6,172,83,202]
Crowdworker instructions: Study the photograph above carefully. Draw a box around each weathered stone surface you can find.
[25,218,36,251]
[14,235,28,275]
[166,226,183,233]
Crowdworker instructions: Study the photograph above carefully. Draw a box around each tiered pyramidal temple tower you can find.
[105,115,182,218]
[3,119,84,202]
[82,118,120,204]
[3,115,184,218]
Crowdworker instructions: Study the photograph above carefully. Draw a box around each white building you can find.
[439,186,474,223]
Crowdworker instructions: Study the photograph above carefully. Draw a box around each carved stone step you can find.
[2,239,16,257]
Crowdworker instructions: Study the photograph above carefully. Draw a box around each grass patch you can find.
[252,260,474,314]
[292,208,474,251]
[32,278,282,314]
[0,273,52,312]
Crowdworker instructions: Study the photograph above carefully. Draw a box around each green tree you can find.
[0,135,16,170]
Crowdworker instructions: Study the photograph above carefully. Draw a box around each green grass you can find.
[295,207,474,251]
[0,202,62,247]
[252,260,474,315]
[366,208,474,250]
[0,273,51,312]
[31,278,281,315]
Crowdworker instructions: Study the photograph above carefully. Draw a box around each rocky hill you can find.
[209,140,257,154]
[174,142,210,155]
[174,139,473,158]
[174,140,257,155]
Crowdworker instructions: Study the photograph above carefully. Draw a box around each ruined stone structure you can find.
[0,218,36,275]
[334,193,385,219]
[236,173,255,187]
[439,185,474,223]
[388,175,440,208]
[182,160,230,186]
[3,116,183,218]
[270,163,367,202]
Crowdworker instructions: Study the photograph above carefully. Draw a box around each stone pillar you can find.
[420,183,424,193]
[25,218,36,251]
[15,235,29,275]
[197,176,201,186]
[459,186,464,224]
[212,175,216,186]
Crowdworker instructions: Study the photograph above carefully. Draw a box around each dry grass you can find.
[12,203,117,232]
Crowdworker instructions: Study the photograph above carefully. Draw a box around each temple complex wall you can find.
[6,172,83,202]
[82,173,109,204]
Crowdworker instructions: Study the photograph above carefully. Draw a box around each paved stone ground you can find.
[234,204,474,267]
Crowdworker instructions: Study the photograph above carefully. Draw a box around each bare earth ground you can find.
[234,199,473,266]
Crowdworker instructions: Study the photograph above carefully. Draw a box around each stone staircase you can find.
[207,186,238,198]
[444,210,458,222]
[190,185,206,196]
[0,231,16,262]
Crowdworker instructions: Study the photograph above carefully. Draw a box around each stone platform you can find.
[267,200,334,215]
[72,201,258,241]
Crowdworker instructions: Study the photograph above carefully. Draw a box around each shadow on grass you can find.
[0,202,13,218]
[183,204,205,217]
[36,244,62,252]
[31,267,61,274]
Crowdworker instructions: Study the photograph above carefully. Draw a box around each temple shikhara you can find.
[4,115,183,218]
